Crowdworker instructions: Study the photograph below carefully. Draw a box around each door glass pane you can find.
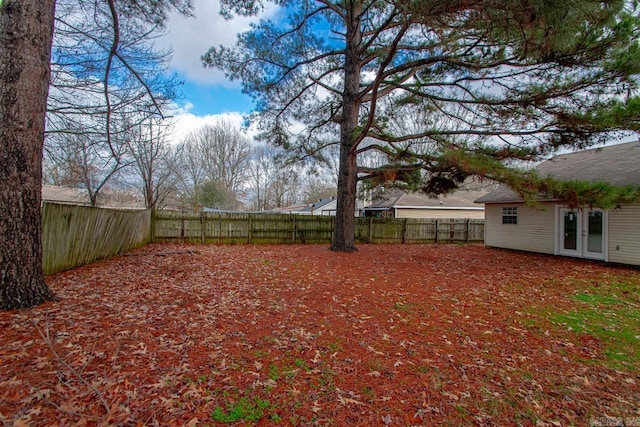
[564,211,577,250]
[587,211,603,253]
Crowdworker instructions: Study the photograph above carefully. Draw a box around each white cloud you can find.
[178,101,195,114]
[167,111,259,145]
[160,0,278,86]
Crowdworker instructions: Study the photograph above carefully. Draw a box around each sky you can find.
[158,0,279,142]
[157,1,637,147]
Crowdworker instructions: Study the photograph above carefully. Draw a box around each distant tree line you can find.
[44,117,337,210]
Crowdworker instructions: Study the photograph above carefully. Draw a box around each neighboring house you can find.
[475,141,640,267]
[42,185,91,206]
[270,203,311,215]
[363,190,487,219]
[272,196,368,216]
[42,185,147,209]
[99,190,146,210]
[297,196,337,216]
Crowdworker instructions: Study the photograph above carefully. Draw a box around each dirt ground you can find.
[1,243,639,426]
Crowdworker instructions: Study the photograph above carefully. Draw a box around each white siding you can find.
[395,208,484,219]
[608,203,640,266]
[484,203,555,254]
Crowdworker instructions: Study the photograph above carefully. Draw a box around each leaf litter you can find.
[1,243,639,425]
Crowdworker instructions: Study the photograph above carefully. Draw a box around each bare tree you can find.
[302,175,335,204]
[44,0,184,206]
[175,120,252,208]
[270,168,302,209]
[126,117,177,209]
[246,145,278,211]
[45,112,132,206]
[173,137,208,206]
[196,120,252,196]
[247,145,304,210]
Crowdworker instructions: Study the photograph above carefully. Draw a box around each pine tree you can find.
[205,0,640,252]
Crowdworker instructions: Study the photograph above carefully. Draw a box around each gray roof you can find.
[474,185,524,204]
[299,196,336,213]
[476,141,640,204]
[42,185,91,205]
[367,190,488,210]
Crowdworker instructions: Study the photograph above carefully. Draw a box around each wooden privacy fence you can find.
[152,211,484,245]
[42,202,151,275]
[41,205,483,275]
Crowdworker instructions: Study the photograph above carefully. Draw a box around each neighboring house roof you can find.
[366,190,487,211]
[273,198,369,216]
[476,141,640,204]
[270,204,310,214]
[99,192,146,210]
[298,196,336,214]
[42,185,91,205]
[202,207,268,213]
[42,185,147,209]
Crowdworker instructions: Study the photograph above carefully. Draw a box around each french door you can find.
[558,208,606,260]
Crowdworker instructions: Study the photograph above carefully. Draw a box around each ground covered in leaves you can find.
[1,243,639,426]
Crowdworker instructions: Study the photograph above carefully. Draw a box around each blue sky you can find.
[177,82,253,116]
[159,0,278,121]
[155,0,285,142]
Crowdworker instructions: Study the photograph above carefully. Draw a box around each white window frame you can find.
[502,206,518,225]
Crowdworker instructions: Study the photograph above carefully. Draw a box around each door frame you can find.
[555,206,608,261]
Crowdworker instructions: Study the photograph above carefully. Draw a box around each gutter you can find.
[393,206,485,210]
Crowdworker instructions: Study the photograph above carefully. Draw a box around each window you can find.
[502,207,518,224]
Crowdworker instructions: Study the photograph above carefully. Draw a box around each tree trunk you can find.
[330,1,362,253]
[331,142,359,252]
[0,0,57,309]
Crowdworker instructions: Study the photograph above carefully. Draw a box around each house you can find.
[42,185,91,206]
[297,196,338,216]
[270,198,337,215]
[42,185,148,209]
[363,190,487,219]
[269,203,311,215]
[475,141,640,266]
[272,196,370,216]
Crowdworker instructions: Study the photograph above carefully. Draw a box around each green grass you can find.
[210,396,271,423]
[549,281,640,370]
[268,363,281,381]
[327,340,342,353]
[394,301,409,311]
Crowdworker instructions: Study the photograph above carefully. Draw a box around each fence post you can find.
[368,216,373,243]
[150,209,155,243]
[291,214,296,244]
[434,219,438,244]
[401,218,407,244]
[466,219,470,243]
[200,211,205,244]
